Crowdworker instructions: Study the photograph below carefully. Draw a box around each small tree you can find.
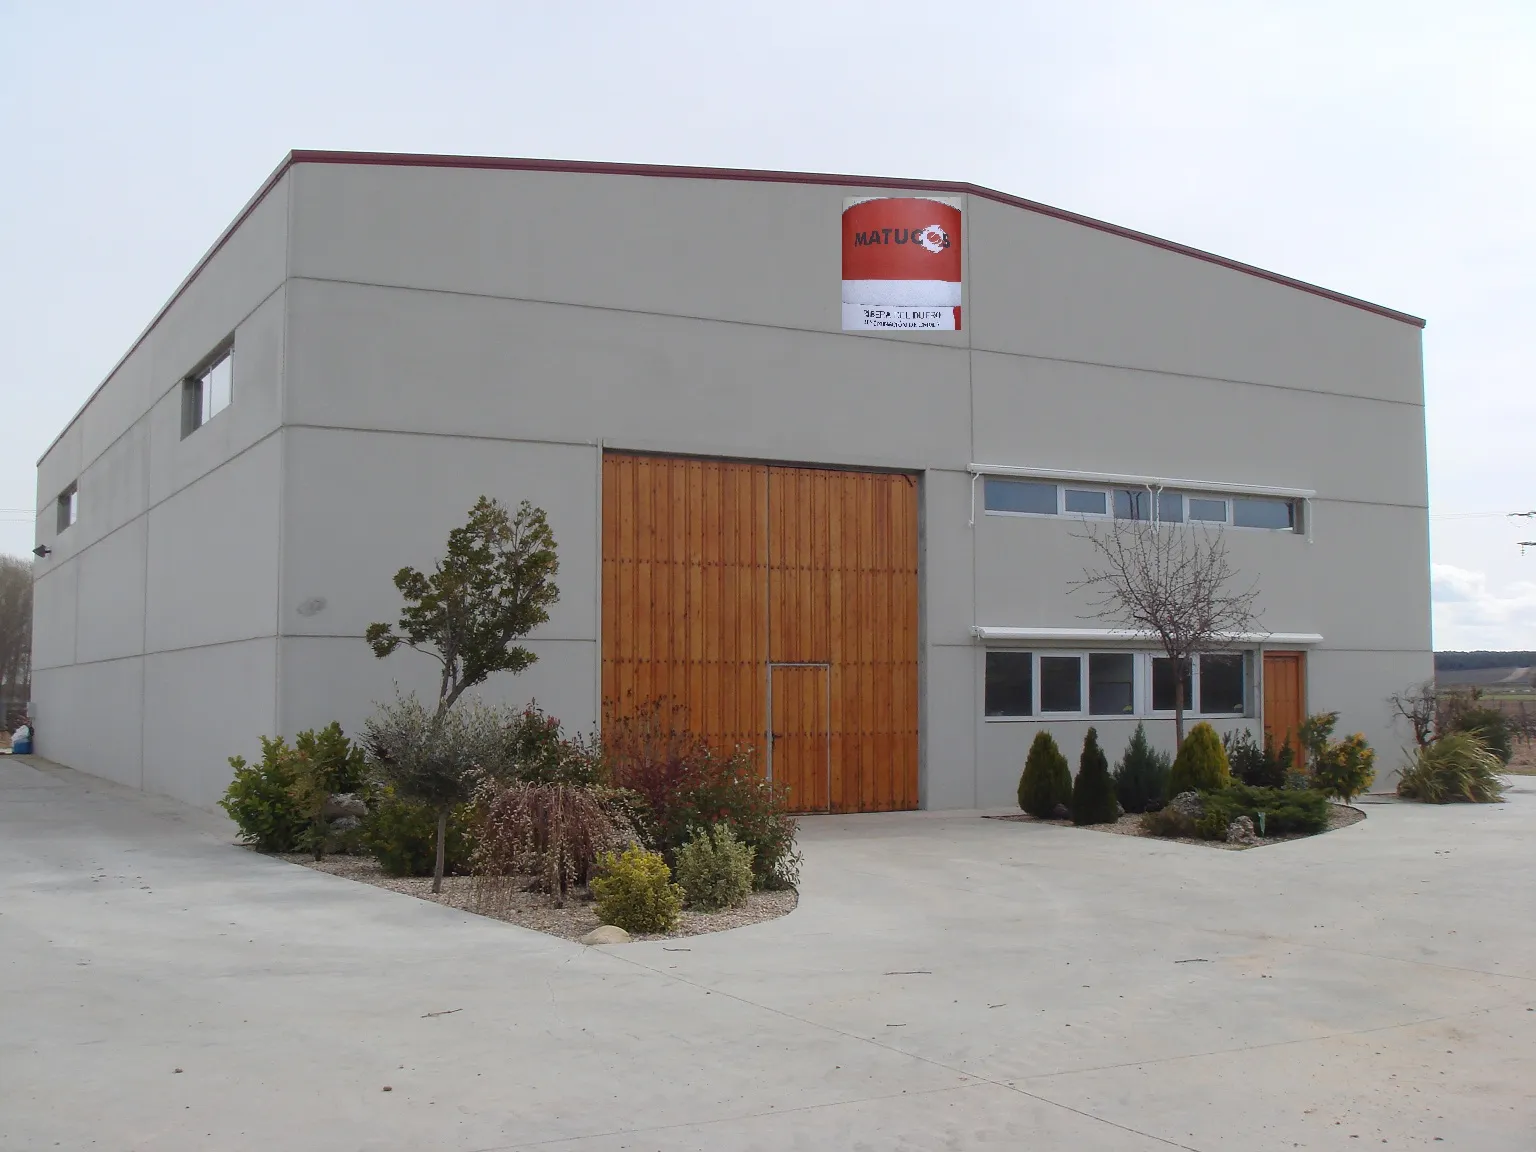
[1388,681,1437,749]
[1018,731,1072,817]
[1071,728,1119,825]
[367,498,559,718]
[362,694,498,893]
[1070,515,1261,744]
[1167,721,1231,797]
[1113,722,1171,813]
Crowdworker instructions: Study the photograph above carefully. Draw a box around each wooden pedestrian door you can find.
[601,453,919,814]
[1263,651,1306,763]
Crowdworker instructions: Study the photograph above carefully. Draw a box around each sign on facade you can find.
[841,196,962,331]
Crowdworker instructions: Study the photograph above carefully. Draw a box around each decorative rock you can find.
[323,793,368,819]
[1051,803,1071,820]
[329,815,363,832]
[581,925,632,945]
[1168,791,1204,820]
[1226,816,1260,846]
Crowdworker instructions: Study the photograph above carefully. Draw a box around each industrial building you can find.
[31,151,1431,811]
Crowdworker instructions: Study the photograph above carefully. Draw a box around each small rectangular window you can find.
[1155,492,1183,523]
[1233,497,1295,531]
[1113,489,1150,520]
[1088,653,1135,716]
[984,478,1057,515]
[56,483,78,533]
[1188,497,1228,522]
[984,651,1034,717]
[1064,488,1107,516]
[1151,656,1193,712]
[182,347,233,437]
[1199,653,1246,714]
[1039,655,1082,713]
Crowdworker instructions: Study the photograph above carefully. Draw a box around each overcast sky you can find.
[1,1,1532,650]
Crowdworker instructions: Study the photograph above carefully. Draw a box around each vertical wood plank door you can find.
[601,454,768,753]
[770,665,831,813]
[602,452,919,814]
[1263,651,1306,762]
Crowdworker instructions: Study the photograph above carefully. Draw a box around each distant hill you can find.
[1435,651,1536,672]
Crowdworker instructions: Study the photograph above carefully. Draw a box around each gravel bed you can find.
[985,802,1364,849]
[271,852,796,941]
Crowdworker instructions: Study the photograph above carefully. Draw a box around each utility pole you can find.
[1514,511,1535,555]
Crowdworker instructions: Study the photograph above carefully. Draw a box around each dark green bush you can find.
[1140,806,1196,838]
[1114,723,1171,813]
[219,736,306,851]
[295,722,368,793]
[361,790,476,877]
[1071,728,1119,825]
[1018,731,1072,817]
[1168,722,1231,798]
[1451,707,1513,766]
[1194,809,1232,841]
[1222,728,1294,789]
[1202,783,1330,836]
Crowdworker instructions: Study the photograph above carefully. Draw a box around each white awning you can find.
[970,626,1324,646]
[968,463,1315,501]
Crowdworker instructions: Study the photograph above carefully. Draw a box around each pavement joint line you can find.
[593,948,1206,1152]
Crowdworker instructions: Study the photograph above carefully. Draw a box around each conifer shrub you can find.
[1113,723,1171,813]
[1222,728,1294,789]
[1201,784,1330,836]
[1167,722,1231,798]
[1018,731,1072,818]
[1071,728,1119,825]
[590,845,684,934]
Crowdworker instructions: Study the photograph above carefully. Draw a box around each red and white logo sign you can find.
[842,196,962,331]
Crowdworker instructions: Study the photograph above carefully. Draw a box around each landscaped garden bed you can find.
[273,852,796,941]
[986,802,1364,850]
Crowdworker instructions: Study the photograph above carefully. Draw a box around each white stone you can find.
[581,925,632,945]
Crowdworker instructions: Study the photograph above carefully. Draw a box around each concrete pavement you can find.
[2,757,1532,1151]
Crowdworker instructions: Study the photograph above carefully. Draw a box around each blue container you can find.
[12,734,31,755]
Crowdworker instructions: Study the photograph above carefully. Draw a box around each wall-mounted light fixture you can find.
[32,545,50,558]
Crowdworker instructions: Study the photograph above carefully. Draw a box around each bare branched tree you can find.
[1069,517,1262,744]
[1387,681,1438,748]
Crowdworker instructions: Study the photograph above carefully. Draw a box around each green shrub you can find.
[1071,728,1119,825]
[219,736,306,851]
[1202,783,1330,837]
[1018,731,1072,817]
[1298,711,1340,771]
[604,702,800,889]
[1114,723,1171,813]
[1168,722,1231,797]
[674,823,756,910]
[295,722,368,793]
[1222,728,1294,789]
[591,845,683,933]
[1397,733,1507,804]
[1194,809,1232,841]
[1140,806,1196,838]
[1451,707,1513,766]
[1312,733,1376,801]
[361,790,476,877]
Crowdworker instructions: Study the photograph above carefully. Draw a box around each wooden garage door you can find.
[601,453,918,813]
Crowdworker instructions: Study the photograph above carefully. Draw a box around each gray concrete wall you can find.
[31,176,291,803]
[35,157,1429,809]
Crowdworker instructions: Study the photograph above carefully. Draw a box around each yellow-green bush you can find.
[591,845,684,933]
[1312,733,1375,801]
[1168,722,1231,797]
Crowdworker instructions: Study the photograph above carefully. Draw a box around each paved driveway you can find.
[2,757,1533,1151]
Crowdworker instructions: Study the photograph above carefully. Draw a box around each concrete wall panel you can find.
[31,559,78,671]
[76,421,150,550]
[284,279,971,471]
[922,644,977,810]
[923,470,975,647]
[144,433,281,653]
[143,638,277,809]
[971,352,1428,509]
[75,518,147,664]
[279,635,597,747]
[279,428,597,643]
[79,336,159,467]
[31,658,144,790]
[965,196,1424,405]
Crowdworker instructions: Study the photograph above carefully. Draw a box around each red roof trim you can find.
[41,149,1424,465]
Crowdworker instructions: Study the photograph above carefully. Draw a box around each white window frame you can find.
[1086,650,1139,718]
[1037,651,1088,718]
[981,477,1061,519]
[982,647,1256,722]
[982,649,1036,720]
[1062,486,1112,520]
[181,343,234,438]
[56,482,78,533]
[1144,652,1251,718]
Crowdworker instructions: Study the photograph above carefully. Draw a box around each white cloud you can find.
[1432,563,1536,649]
